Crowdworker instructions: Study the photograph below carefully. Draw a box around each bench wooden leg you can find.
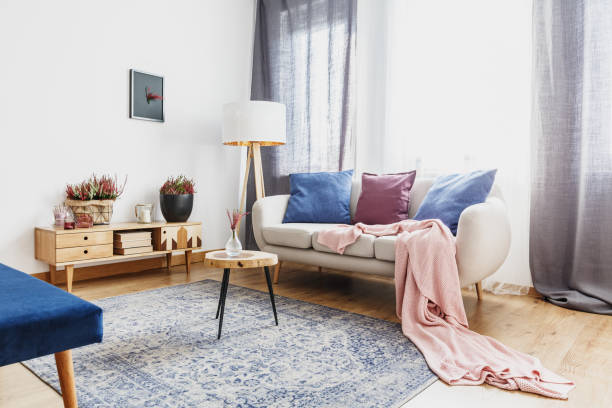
[55,350,77,408]
[65,265,74,293]
[273,261,282,284]
[185,250,192,275]
[475,281,483,300]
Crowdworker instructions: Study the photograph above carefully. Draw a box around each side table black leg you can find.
[264,266,278,326]
[216,268,229,319]
[217,268,230,339]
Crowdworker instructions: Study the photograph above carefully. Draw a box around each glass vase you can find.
[225,230,242,257]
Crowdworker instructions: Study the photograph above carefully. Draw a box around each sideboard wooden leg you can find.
[65,265,74,293]
[273,261,282,284]
[318,266,322,273]
[49,265,58,285]
[55,350,78,408]
[475,281,483,300]
[185,250,192,275]
[166,253,173,269]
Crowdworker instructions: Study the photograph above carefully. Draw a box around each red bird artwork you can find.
[145,87,163,104]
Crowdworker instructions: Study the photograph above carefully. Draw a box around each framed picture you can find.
[130,69,164,122]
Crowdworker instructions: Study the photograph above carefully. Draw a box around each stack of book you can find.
[114,231,153,255]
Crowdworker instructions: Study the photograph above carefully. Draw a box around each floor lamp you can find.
[222,101,286,235]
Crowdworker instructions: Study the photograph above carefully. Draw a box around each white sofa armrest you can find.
[252,194,290,250]
[455,197,511,286]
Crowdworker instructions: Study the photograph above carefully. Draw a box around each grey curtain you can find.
[245,0,356,249]
[531,0,612,314]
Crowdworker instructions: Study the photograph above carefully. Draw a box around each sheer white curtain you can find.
[356,0,532,287]
[247,0,356,249]
[531,0,612,314]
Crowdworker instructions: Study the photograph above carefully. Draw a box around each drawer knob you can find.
[83,249,88,254]
[84,236,88,240]
[163,231,166,234]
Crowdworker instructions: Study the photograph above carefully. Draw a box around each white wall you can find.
[354,0,389,172]
[356,0,533,287]
[0,0,255,274]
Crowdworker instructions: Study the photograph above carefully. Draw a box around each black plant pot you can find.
[160,194,193,222]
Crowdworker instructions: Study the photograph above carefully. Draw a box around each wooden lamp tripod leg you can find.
[251,142,265,199]
[236,145,252,237]
[236,142,265,236]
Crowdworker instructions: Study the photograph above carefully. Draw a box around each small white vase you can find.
[225,230,242,257]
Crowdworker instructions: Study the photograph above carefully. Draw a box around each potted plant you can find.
[65,174,127,225]
[160,175,195,222]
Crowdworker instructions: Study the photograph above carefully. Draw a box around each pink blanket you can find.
[317,220,574,399]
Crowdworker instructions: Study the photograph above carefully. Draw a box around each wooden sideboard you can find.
[35,222,202,293]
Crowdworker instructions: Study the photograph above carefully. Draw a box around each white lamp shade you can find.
[222,101,286,146]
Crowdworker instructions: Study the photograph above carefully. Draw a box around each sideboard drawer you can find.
[56,231,113,249]
[56,244,113,263]
[155,225,202,250]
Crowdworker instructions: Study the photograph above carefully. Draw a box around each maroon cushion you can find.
[353,171,417,225]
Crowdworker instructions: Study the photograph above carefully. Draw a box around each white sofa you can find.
[252,177,511,298]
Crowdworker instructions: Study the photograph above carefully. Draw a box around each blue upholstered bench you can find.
[0,263,103,408]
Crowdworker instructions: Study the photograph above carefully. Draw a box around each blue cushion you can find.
[0,263,103,366]
[413,170,497,235]
[283,170,354,224]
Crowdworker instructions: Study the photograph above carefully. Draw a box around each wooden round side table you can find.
[204,250,279,339]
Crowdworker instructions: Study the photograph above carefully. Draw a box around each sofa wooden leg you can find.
[273,261,282,284]
[55,350,78,408]
[475,281,483,300]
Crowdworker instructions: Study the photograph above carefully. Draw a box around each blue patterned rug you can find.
[24,280,436,407]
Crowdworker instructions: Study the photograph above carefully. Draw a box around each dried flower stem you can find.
[226,209,248,231]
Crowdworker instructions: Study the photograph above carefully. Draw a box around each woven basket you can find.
[65,199,115,225]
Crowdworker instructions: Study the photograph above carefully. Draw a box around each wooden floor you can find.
[1,262,611,408]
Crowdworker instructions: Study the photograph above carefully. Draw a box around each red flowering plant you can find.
[66,174,127,201]
[226,209,248,232]
[160,175,195,195]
